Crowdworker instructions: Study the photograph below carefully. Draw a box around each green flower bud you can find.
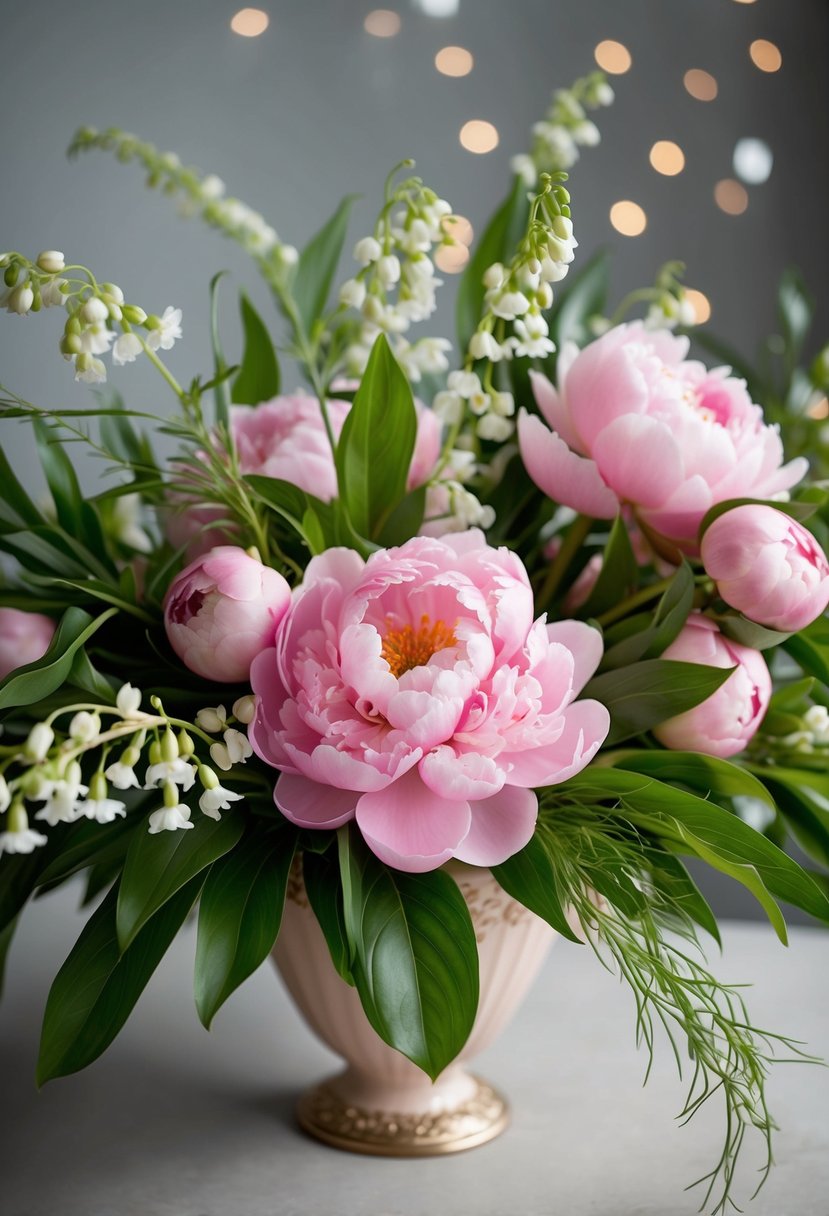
[65,314,82,337]
[149,739,162,765]
[3,263,19,287]
[198,765,220,791]
[122,304,147,325]
[178,729,195,758]
[163,779,180,808]
[89,772,108,801]
[160,727,179,763]
[60,333,83,356]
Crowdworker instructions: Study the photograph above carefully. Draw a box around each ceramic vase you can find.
[272,860,559,1156]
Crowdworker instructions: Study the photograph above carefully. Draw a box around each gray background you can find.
[1,0,828,920]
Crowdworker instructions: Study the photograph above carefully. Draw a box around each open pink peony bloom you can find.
[250,531,610,872]
[652,614,771,758]
[518,323,808,554]
[701,505,829,634]
[166,395,442,560]
[0,608,56,681]
[164,546,291,683]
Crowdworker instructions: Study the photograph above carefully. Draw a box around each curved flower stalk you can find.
[511,70,614,187]
[0,248,182,388]
[0,682,250,854]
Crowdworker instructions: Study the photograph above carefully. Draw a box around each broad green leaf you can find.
[294,194,357,334]
[457,176,528,352]
[209,271,231,427]
[194,825,296,1028]
[784,616,829,684]
[33,420,113,568]
[67,648,117,701]
[564,768,829,930]
[680,828,788,942]
[0,606,117,712]
[335,334,417,541]
[0,444,46,527]
[610,749,776,809]
[711,612,791,651]
[302,848,354,983]
[231,290,281,406]
[769,677,815,711]
[374,484,426,549]
[493,833,581,942]
[547,249,611,352]
[338,826,479,1080]
[37,877,201,1084]
[117,812,243,951]
[601,562,694,669]
[578,514,638,618]
[246,473,337,551]
[758,772,829,870]
[585,658,733,746]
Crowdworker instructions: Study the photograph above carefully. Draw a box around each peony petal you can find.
[419,746,506,801]
[529,369,584,453]
[385,688,463,750]
[454,785,538,867]
[275,773,357,828]
[591,415,684,508]
[502,699,610,787]
[356,768,471,873]
[518,411,619,518]
[561,325,650,448]
[544,620,605,695]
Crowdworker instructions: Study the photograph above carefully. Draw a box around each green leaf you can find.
[601,562,695,669]
[209,271,231,427]
[565,768,829,933]
[374,484,426,549]
[37,813,142,890]
[547,249,611,351]
[492,833,581,942]
[293,194,357,334]
[609,749,776,809]
[757,772,829,870]
[231,291,281,406]
[194,825,296,1028]
[777,267,813,364]
[784,616,829,684]
[709,612,792,651]
[33,419,112,565]
[302,848,354,983]
[578,514,638,618]
[245,473,337,552]
[0,606,116,712]
[67,647,117,701]
[335,334,417,541]
[0,443,46,527]
[37,877,201,1084]
[585,658,733,746]
[117,812,243,951]
[457,176,528,352]
[338,826,479,1080]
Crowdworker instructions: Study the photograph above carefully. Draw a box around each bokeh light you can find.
[442,215,474,245]
[609,201,647,236]
[750,39,782,72]
[460,120,499,154]
[714,179,749,215]
[230,8,269,37]
[364,9,401,37]
[435,46,474,77]
[414,0,459,15]
[685,289,712,325]
[808,396,829,420]
[435,244,470,274]
[683,69,718,101]
[594,40,632,74]
[649,140,685,176]
[733,137,773,184]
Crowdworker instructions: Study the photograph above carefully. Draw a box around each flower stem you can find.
[536,514,593,611]
[595,575,676,627]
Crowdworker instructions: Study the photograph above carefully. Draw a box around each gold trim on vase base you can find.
[295,1074,510,1157]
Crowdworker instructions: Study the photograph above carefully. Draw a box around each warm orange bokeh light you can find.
[649,140,685,176]
[714,179,749,215]
[684,289,712,325]
[364,9,401,37]
[609,201,647,236]
[594,40,632,74]
[808,396,829,420]
[750,39,782,72]
[442,215,474,246]
[230,8,269,37]
[435,46,474,77]
[459,120,499,154]
[683,69,718,101]
[435,244,470,274]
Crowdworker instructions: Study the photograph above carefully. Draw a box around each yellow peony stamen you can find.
[381,614,457,678]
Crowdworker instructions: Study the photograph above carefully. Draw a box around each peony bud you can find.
[652,614,771,758]
[0,608,56,680]
[164,546,291,683]
[701,505,829,634]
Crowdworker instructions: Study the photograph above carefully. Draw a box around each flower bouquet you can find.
[2,71,829,1213]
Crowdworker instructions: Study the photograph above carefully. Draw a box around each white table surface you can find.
[1,885,827,1216]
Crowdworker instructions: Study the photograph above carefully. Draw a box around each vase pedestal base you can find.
[295,1067,509,1157]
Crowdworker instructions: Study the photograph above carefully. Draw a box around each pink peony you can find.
[518,323,808,553]
[164,546,291,683]
[166,395,442,560]
[701,505,829,633]
[250,531,610,872]
[652,614,771,758]
[0,609,56,681]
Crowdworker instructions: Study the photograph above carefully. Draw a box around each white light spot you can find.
[733,137,773,185]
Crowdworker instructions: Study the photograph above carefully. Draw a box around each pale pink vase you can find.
[272,861,560,1156]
